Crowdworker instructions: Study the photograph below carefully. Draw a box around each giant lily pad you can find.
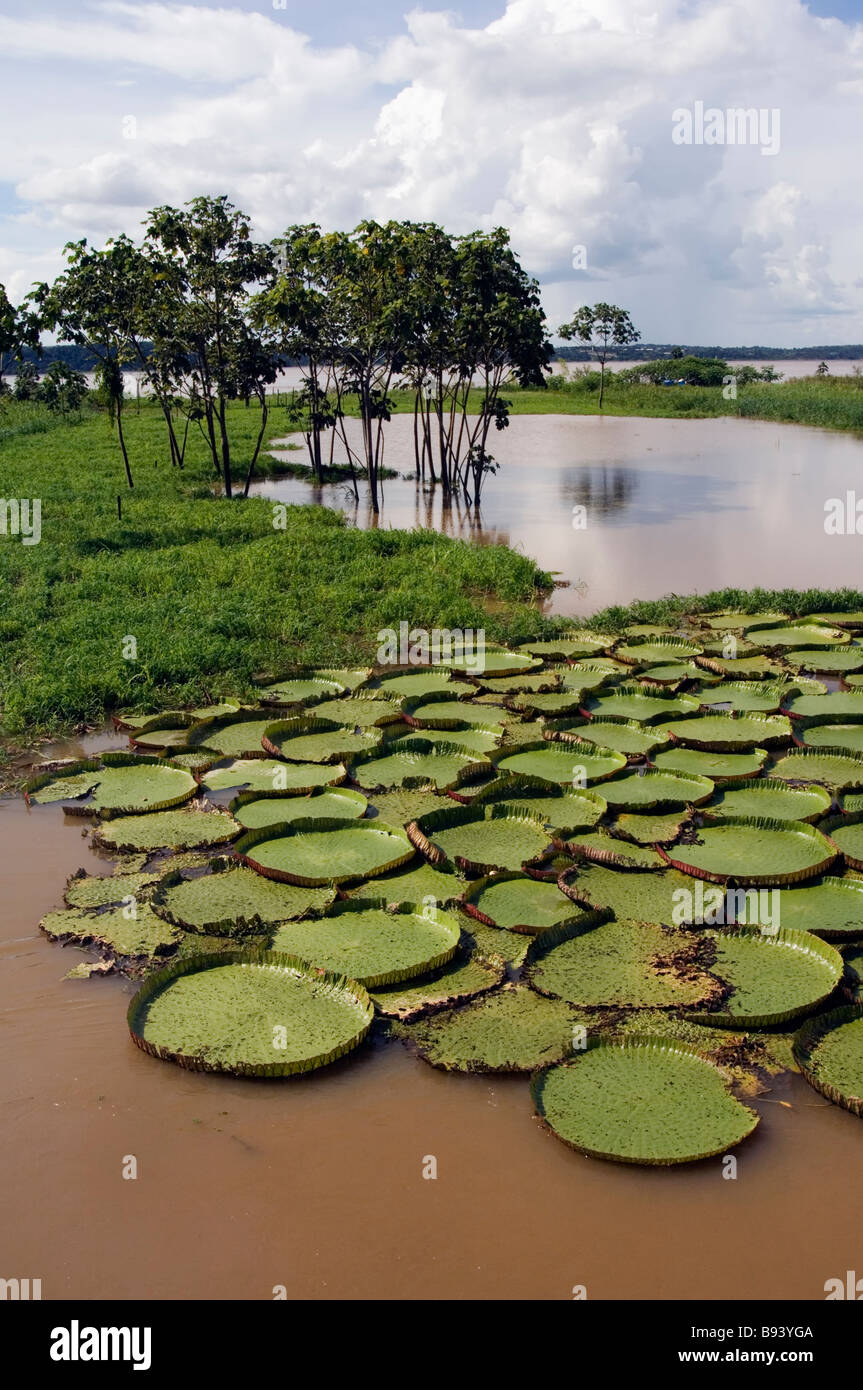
[200,758,345,795]
[186,712,276,757]
[310,695,404,728]
[151,865,334,933]
[598,768,714,811]
[262,717,381,763]
[746,622,850,648]
[545,717,669,758]
[703,611,788,630]
[658,712,791,750]
[560,862,735,928]
[614,811,689,845]
[583,687,700,724]
[527,917,718,1009]
[349,739,488,791]
[688,927,843,1026]
[65,870,159,909]
[821,812,863,870]
[784,691,863,723]
[236,817,413,886]
[650,746,769,782]
[461,871,590,934]
[369,951,505,1020]
[256,674,347,707]
[28,756,196,816]
[373,669,454,699]
[793,1005,863,1115]
[466,777,607,834]
[95,809,241,852]
[269,899,461,986]
[662,815,837,885]
[40,904,181,960]
[396,984,583,1072]
[614,637,703,664]
[347,858,459,906]
[409,803,551,875]
[557,832,666,869]
[232,786,367,830]
[531,1039,759,1165]
[127,951,374,1076]
[697,654,785,681]
[491,739,625,785]
[702,682,785,713]
[774,876,863,939]
[771,748,863,790]
[799,725,863,755]
[365,788,450,827]
[785,647,863,674]
[708,778,832,823]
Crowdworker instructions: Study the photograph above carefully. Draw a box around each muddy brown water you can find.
[254,414,863,616]
[2,735,860,1300]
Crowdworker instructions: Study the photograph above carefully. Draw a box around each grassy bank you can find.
[0,400,553,738]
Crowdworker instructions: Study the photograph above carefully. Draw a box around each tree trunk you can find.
[243,396,268,497]
[116,402,134,490]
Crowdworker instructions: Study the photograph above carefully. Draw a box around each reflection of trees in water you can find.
[561,466,638,519]
[341,481,511,546]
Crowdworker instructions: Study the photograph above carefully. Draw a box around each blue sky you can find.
[0,0,861,345]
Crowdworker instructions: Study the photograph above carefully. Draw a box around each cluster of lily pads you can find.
[26,612,863,1165]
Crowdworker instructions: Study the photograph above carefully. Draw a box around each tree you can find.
[143,196,278,497]
[13,361,40,400]
[559,302,640,409]
[0,282,42,393]
[33,240,139,487]
[38,362,88,415]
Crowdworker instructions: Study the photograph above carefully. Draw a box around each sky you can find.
[1,0,862,346]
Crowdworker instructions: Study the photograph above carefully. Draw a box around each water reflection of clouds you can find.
[559,465,741,526]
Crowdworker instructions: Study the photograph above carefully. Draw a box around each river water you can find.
[2,723,861,1300]
[253,413,863,615]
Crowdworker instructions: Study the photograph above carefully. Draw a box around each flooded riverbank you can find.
[253,414,863,615]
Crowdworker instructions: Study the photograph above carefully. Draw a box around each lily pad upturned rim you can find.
[93,807,242,852]
[25,754,197,818]
[127,949,374,1077]
[149,863,334,935]
[459,774,608,831]
[489,738,627,784]
[530,1036,759,1166]
[261,716,381,764]
[708,776,833,825]
[597,766,715,811]
[658,814,838,885]
[792,1003,863,1116]
[553,829,667,870]
[460,870,601,934]
[280,897,462,986]
[820,811,863,871]
[660,710,793,751]
[770,746,863,789]
[185,708,275,756]
[234,816,415,886]
[254,669,350,707]
[684,926,844,1028]
[407,801,551,875]
[542,716,670,757]
[347,737,490,791]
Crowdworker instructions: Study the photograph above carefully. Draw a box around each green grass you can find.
[0,399,552,737]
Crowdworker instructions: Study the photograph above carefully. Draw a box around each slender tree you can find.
[559,302,640,409]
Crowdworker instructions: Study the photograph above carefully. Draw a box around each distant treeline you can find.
[556,343,863,362]
[12,341,863,371]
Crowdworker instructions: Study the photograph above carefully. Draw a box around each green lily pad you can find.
[793,1005,863,1115]
[28,756,196,816]
[396,985,583,1072]
[491,740,626,786]
[151,865,334,933]
[560,832,666,868]
[95,809,241,852]
[662,816,837,885]
[373,669,454,699]
[704,611,788,630]
[773,876,863,939]
[127,951,374,1076]
[262,717,381,763]
[130,725,195,751]
[560,862,734,928]
[349,739,488,791]
[708,778,832,823]
[650,746,769,782]
[388,724,502,755]
[658,712,791,749]
[799,725,863,755]
[584,687,700,724]
[531,1039,759,1165]
[311,695,404,728]
[527,917,718,1009]
[545,717,669,758]
[688,927,843,1026]
[784,691,863,722]
[476,671,560,695]
[345,858,459,906]
[598,768,714,811]
[614,811,689,845]
[518,638,605,660]
[403,695,511,729]
[771,748,863,790]
[40,904,181,959]
[461,871,590,933]
[698,655,785,680]
[844,945,863,1001]
[746,623,850,648]
[200,758,345,795]
[703,682,785,713]
[821,813,863,870]
[256,674,347,707]
[615,638,703,664]
[409,804,550,875]
[269,900,461,986]
[235,818,414,886]
[64,870,159,908]
[785,647,863,674]
[513,691,589,717]
[365,788,450,827]
[232,786,367,830]
[638,662,706,684]
[187,713,276,757]
[464,777,607,833]
[369,952,505,1021]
